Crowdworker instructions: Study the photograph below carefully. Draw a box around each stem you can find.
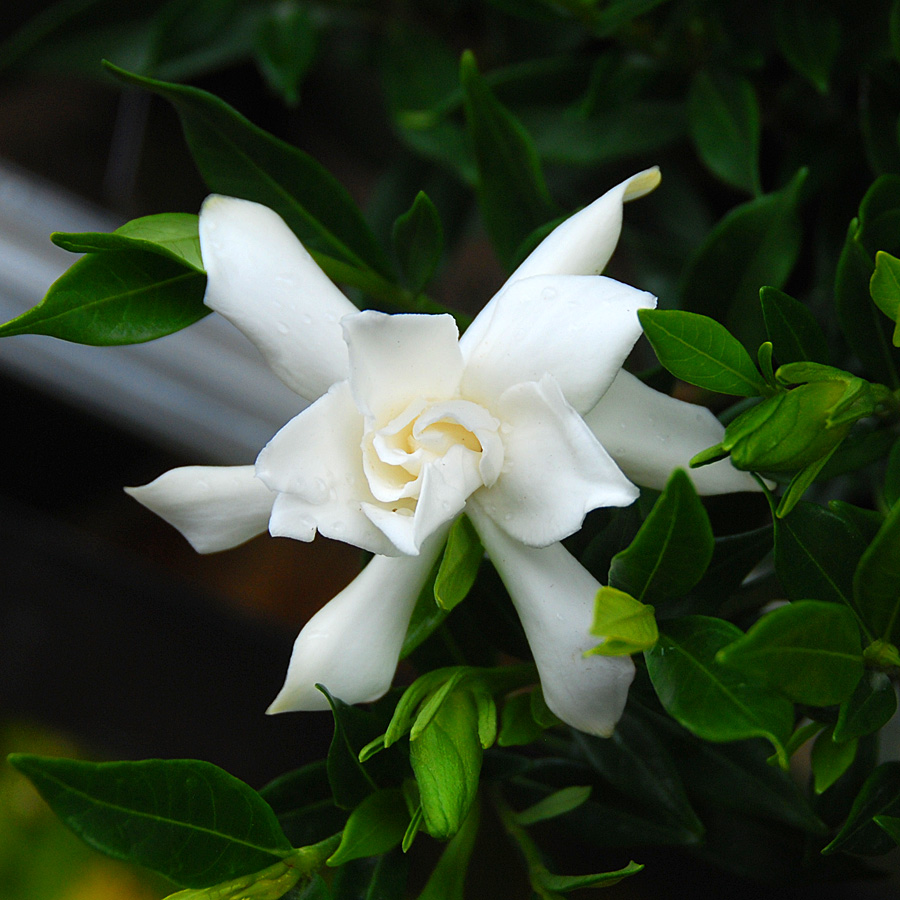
[290,832,342,874]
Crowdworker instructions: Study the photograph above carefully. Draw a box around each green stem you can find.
[290,832,342,874]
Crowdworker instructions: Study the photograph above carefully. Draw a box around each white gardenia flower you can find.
[127,168,759,737]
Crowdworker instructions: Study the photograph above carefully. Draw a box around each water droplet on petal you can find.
[276,322,289,335]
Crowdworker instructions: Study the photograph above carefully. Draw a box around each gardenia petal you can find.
[477,376,638,548]
[467,507,635,737]
[343,311,464,423]
[584,370,761,494]
[459,168,660,358]
[125,465,275,554]
[460,274,656,414]
[267,532,446,713]
[199,196,357,401]
[257,381,401,556]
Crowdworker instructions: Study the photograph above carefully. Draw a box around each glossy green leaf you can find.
[853,498,900,642]
[410,690,482,840]
[537,860,644,893]
[392,191,443,294]
[416,799,479,900]
[253,3,316,107]
[645,617,793,762]
[870,250,900,347]
[759,286,829,364]
[822,762,900,856]
[53,212,204,271]
[638,309,767,396]
[774,0,840,93]
[321,688,378,810]
[515,786,591,826]
[434,515,483,613]
[7,755,291,888]
[326,790,409,866]
[0,249,207,344]
[587,587,658,656]
[717,601,863,706]
[609,468,714,603]
[103,63,394,281]
[689,70,761,194]
[811,726,858,795]
[681,170,806,348]
[459,50,556,269]
[160,856,305,900]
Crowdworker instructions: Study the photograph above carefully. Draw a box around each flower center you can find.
[362,397,504,505]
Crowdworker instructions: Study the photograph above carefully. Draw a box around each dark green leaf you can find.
[537,860,643,893]
[459,51,556,269]
[638,309,767,396]
[870,251,900,347]
[0,249,207,345]
[885,440,900,508]
[853,498,900,642]
[609,468,714,603]
[645,617,794,762]
[515,786,591,826]
[717,601,863,706]
[7,755,291,888]
[417,799,479,900]
[363,849,409,900]
[811,727,858,794]
[823,762,900,855]
[53,212,204,271]
[103,63,394,281]
[327,790,409,866]
[400,556,445,659]
[253,3,316,107]
[775,0,840,93]
[410,690,482,840]
[759,286,829,364]
[681,170,806,349]
[434,515,483,613]
[875,814,900,845]
[688,524,774,608]
[392,191,443,295]
[688,70,761,195]
[321,688,378,810]
[497,692,554,747]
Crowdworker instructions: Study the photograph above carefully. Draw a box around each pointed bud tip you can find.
[623,167,661,202]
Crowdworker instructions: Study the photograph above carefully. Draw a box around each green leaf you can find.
[759,286,829,364]
[497,692,554,747]
[822,762,900,856]
[681,170,806,349]
[835,672,898,743]
[638,309,767,396]
[103,62,394,282]
[688,70,761,195]
[253,3,317,107]
[326,790,409,866]
[609,468,715,603]
[717,601,863,706]
[587,587,658,656]
[853,498,900,642]
[416,799,479,900]
[886,440,900,508]
[870,251,900,347]
[7,755,291,888]
[811,726,858,795]
[0,249,207,344]
[410,690,482,840]
[515,786,591,826]
[645,617,794,762]
[392,191,444,295]
[434,515,483,613]
[321,688,378,810]
[53,212,204,271]
[160,856,309,900]
[875,814,900,845]
[459,50,556,269]
[537,860,644,893]
[774,0,840,93]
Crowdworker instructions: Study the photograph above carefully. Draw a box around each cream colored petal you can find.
[267,532,446,712]
[584,370,761,494]
[199,195,357,401]
[125,465,274,553]
[468,506,635,737]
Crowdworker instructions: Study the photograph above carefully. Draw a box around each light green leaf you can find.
[162,857,303,900]
[638,309,767,396]
[537,860,644,893]
[811,727,857,795]
[870,250,900,347]
[853,498,900,642]
[7,755,291,888]
[645,617,794,763]
[326,790,409,866]
[515,786,591,826]
[587,587,658,656]
[716,601,863,706]
[434,515,483,612]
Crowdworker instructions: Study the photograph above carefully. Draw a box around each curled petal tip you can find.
[623,167,661,201]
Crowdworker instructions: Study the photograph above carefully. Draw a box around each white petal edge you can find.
[267,529,447,713]
[125,465,275,554]
[199,195,357,401]
[459,168,661,359]
[468,505,634,737]
[479,376,638,547]
[460,274,656,414]
[584,370,762,494]
[343,310,464,424]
